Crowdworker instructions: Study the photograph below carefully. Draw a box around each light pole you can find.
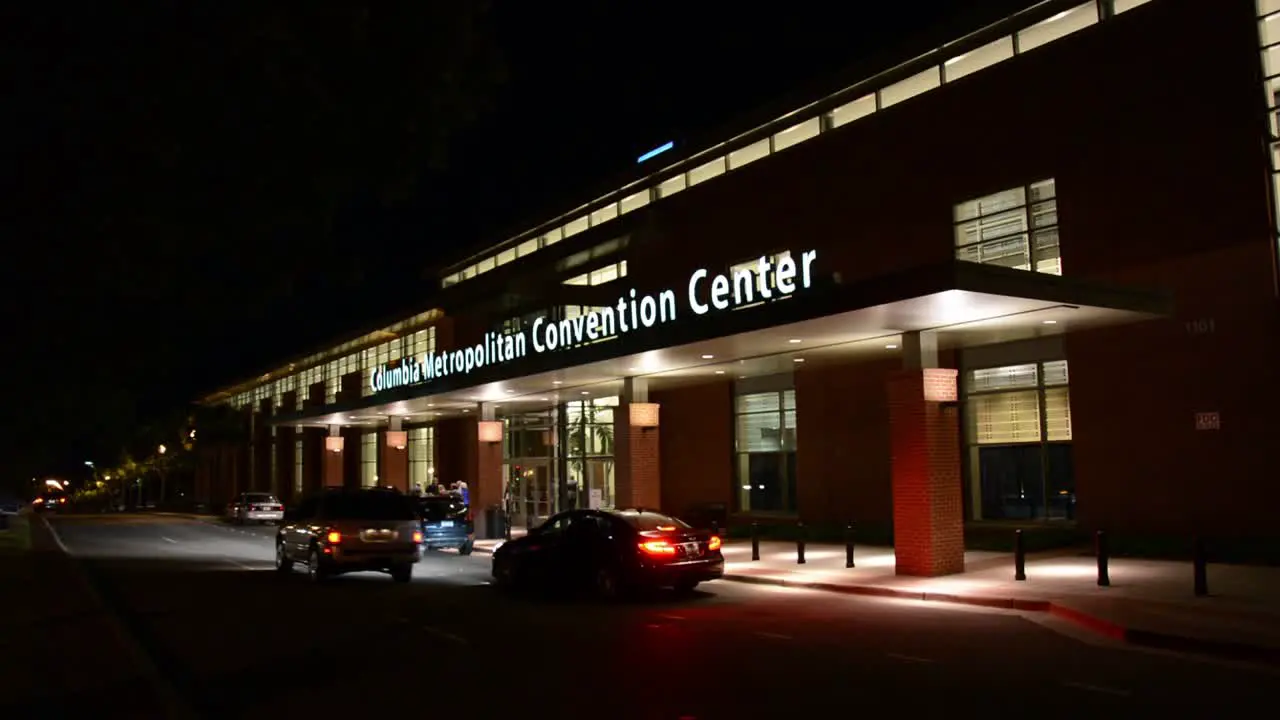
[157,445,168,507]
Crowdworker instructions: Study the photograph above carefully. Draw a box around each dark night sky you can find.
[2,0,1034,485]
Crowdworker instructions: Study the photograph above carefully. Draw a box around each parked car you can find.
[492,508,724,599]
[227,492,284,525]
[276,488,422,583]
[416,494,474,555]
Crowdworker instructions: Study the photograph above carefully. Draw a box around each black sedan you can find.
[491,508,724,598]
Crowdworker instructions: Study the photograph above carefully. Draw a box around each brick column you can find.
[274,426,296,504]
[380,423,409,492]
[614,378,660,510]
[887,368,964,577]
[323,427,345,488]
[468,413,504,538]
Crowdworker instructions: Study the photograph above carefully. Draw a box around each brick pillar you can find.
[302,428,324,495]
[467,410,504,538]
[380,422,409,492]
[323,428,345,488]
[614,378,660,511]
[888,368,964,577]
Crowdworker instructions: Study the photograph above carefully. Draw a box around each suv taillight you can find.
[325,530,342,544]
[638,539,676,556]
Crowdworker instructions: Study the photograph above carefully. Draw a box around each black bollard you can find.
[1014,529,1027,581]
[751,522,760,561]
[503,511,512,542]
[845,522,855,569]
[797,521,806,565]
[1193,536,1209,597]
[1096,530,1111,587]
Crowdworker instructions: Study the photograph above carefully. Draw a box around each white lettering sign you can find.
[370,249,819,394]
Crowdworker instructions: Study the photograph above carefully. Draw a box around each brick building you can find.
[198,0,1280,575]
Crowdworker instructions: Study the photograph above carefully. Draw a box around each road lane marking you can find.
[1062,680,1131,697]
[754,631,793,640]
[887,653,935,664]
[41,516,71,553]
[160,536,178,544]
[224,558,257,570]
[421,626,469,645]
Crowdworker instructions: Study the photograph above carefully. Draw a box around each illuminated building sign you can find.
[370,249,818,394]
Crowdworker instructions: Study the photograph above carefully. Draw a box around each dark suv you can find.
[276,489,422,583]
[417,494,474,555]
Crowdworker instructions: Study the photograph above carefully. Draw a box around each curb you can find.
[35,517,199,719]
[721,571,1280,666]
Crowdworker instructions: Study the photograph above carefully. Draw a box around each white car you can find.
[228,492,284,525]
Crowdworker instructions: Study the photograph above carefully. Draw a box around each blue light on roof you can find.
[636,141,674,164]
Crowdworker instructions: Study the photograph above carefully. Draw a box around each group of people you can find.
[410,480,469,505]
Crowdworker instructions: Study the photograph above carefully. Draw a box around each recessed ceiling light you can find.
[627,367,637,372]
[581,391,590,395]
[793,358,805,363]
[505,389,515,393]
[739,375,747,379]
[1042,320,1057,325]
[788,338,802,344]
[435,412,443,417]
[462,409,470,413]
[885,344,898,349]
[714,370,725,375]
[347,415,356,419]
[552,380,563,385]
[701,354,714,359]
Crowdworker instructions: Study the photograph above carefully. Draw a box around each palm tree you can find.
[566,402,614,507]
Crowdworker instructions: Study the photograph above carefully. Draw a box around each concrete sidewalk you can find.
[473,535,1280,664]
[0,515,193,717]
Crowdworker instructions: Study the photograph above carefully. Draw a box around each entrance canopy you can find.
[272,261,1167,429]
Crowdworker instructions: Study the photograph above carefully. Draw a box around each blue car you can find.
[416,495,474,555]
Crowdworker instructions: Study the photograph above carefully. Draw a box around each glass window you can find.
[880,66,941,108]
[657,174,687,198]
[361,433,377,487]
[772,117,820,153]
[688,156,727,186]
[954,179,1060,275]
[728,138,770,170]
[966,360,1074,522]
[944,36,1014,83]
[619,189,650,215]
[542,226,563,247]
[589,203,618,227]
[563,273,589,286]
[294,439,303,494]
[496,247,517,266]
[517,238,539,257]
[1113,0,1152,14]
[323,492,417,521]
[588,263,621,286]
[409,427,434,491]
[734,389,797,514]
[614,510,689,531]
[728,250,793,309]
[826,94,875,129]
[1017,3,1098,54]
[563,215,589,239]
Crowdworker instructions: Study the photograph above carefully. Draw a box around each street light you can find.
[158,444,167,455]
[85,461,95,468]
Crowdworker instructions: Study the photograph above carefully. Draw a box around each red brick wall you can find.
[274,426,295,503]
[794,358,897,526]
[379,431,408,492]
[887,369,964,577]
[434,417,466,486]
[652,381,733,516]
[613,404,661,510]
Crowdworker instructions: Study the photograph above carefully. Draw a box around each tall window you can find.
[361,432,377,487]
[269,427,278,494]
[954,179,1061,275]
[409,427,434,491]
[565,397,616,510]
[965,360,1073,521]
[294,439,303,495]
[727,251,795,311]
[1258,2,1280,276]
[734,389,798,514]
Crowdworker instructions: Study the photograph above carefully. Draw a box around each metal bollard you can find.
[1096,530,1111,587]
[796,522,806,565]
[503,511,512,542]
[1193,536,1209,597]
[845,522,855,569]
[751,522,760,561]
[1014,529,1027,581]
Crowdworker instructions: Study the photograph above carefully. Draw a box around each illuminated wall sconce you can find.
[386,430,408,450]
[922,368,958,403]
[478,421,504,443]
[629,402,660,428]
[325,436,345,453]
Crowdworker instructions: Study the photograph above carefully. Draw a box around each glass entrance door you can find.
[504,409,558,529]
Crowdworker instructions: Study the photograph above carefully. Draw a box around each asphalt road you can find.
[28,514,1277,719]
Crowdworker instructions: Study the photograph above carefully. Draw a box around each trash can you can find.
[483,505,502,540]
